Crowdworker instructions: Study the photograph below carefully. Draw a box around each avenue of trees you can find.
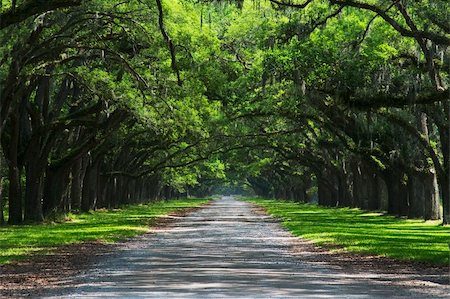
[0,0,449,224]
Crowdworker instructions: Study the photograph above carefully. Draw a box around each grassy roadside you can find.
[246,198,450,265]
[0,198,210,264]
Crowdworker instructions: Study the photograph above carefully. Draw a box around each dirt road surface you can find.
[39,196,449,298]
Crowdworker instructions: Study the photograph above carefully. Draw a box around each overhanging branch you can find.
[0,0,82,30]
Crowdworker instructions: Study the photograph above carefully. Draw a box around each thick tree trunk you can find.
[376,176,389,212]
[407,173,424,218]
[366,174,380,211]
[7,113,22,224]
[147,176,161,202]
[96,175,108,209]
[385,169,408,216]
[119,177,130,205]
[317,175,337,207]
[337,172,352,207]
[24,162,44,222]
[70,159,82,211]
[353,161,380,211]
[435,108,449,224]
[293,184,307,203]
[418,112,442,220]
[8,163,22,224]
[0,177,4,225]
[43,166,70,217]
[111,177,118,208]
[350,161,362,208]
[440,175,450,225]
[137,180,144,203]
[423,172,441,220]
[104,177,115,209]
[81,160,99,212]
[129,179,136,203]
[0,152,4,225]
[318,181,330,206]
[407,171,441,219]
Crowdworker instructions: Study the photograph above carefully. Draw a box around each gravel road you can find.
[48,196,448,298]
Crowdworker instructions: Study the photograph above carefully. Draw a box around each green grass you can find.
[246,198,450,265]
[0,198,209,264]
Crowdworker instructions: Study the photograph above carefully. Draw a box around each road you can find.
[51,197,448,298]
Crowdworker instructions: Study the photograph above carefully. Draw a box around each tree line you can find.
[0,0,228,224]
[198,0,450,224]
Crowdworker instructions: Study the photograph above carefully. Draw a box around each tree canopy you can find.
[0,0,449,224]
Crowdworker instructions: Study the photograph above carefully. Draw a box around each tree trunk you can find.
[376,176,389,212]
[434,107,449,224]
[96,175,107,209]
[7,113,22,224]
[318,174,337,207]
[352,163,366,209]
[81,160,99,212]
[70,159,83,211]
[407,173,424,218]
[147,175,161,202]
[8,164,22,224]
[440,174,450,225]
[337,172,352,207]
[43,166,70,217]
[120,177,130,205]
[419,112,442,220]
[423,172,441,220]
[111,177,119,208]
[367,173,380,211]
[0,176,4,225]
[385,169,408,216]
[0,150,4,225]
[353,161,380,211]
[24,161,44,222]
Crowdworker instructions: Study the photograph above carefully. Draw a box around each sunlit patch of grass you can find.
[0,198,209,264]
[246,198,450,265]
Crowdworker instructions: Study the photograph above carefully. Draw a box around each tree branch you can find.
[339,89,449,109]
[330,0,450,46]
[269,0,313,9]
[0,0,82,30]
[155,0,182,86]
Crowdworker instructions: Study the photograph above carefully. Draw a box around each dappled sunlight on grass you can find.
[0,199,209,264]
[246,198,450,265]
